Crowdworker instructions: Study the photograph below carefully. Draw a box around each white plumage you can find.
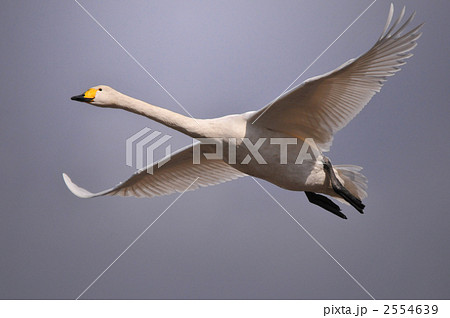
[64,5,422,217]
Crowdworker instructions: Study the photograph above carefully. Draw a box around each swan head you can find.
[71,85,119,107]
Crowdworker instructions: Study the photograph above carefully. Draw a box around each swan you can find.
[63,5,422,219]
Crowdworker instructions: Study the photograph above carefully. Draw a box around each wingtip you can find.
[379,3,395,41]
[62,173,97,199]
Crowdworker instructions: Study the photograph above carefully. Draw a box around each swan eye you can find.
[98,88,103,91]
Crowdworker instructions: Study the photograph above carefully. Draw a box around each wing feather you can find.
[63,143,246,199]
[250,5,423,151]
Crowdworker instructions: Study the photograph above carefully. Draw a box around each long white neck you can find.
[113,92,210,139]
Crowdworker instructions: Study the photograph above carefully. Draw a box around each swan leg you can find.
[322,156,365,214]
[305,191,347,219]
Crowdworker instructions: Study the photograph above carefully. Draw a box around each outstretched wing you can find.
[63,143,246,198]
[250,5,423,151]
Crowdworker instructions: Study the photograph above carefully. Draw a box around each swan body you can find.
[64,5,422,218]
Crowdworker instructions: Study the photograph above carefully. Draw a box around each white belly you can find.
[220,132,330,193]
[199,116,333,195]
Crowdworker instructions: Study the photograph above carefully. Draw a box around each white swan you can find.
[63,5,422,219]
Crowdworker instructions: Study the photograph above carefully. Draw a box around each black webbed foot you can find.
[305,191,347,219]
[322,157,365,214]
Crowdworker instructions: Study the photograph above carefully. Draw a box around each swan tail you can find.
[334,165,368,202]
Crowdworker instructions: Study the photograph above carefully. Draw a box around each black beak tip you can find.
[71,94,93,102]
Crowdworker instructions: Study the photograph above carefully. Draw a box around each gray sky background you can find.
[1,0,449,299]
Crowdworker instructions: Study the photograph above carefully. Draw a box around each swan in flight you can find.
[63,5,422,219]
